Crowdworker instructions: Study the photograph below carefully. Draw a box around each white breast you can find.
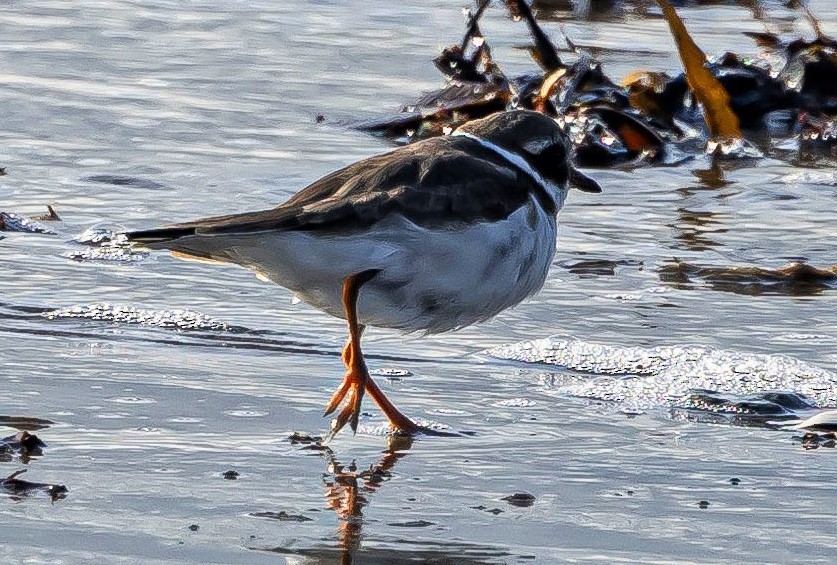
[213,194,556,333]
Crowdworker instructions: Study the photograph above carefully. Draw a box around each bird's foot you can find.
[323,370,421,440]
[323,367,368,439]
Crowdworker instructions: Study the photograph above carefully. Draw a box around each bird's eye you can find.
[523,138,568,187]
[522,137,554,154]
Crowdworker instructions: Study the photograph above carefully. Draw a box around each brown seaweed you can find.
[659,260,837,295]
[654,0,741,140]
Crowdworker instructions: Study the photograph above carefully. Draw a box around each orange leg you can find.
[323,272,420,437]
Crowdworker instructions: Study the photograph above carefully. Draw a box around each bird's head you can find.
[453,110,602,195]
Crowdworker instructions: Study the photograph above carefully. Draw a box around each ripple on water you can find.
[486,338,837,412]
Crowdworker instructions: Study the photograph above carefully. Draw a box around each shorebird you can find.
[127,110,600,438]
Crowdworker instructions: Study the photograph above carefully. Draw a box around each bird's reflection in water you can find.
[321,433,413,564]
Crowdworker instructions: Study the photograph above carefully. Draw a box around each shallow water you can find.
[2,1,837,563]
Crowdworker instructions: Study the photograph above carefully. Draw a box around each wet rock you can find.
[222,470,240,480]
[188,524,200,531]
[502,492,536,507]
[698,500,710,509]
[288,432,323,445]
[0,431,47,455]
[799,431,836,450]
[729,478,741,485]
[0,211,57,234]
[387,519,436,527]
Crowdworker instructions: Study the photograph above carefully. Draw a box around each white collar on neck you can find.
[451,131,566,208]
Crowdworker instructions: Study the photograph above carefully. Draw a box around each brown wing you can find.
[127,136,551,243]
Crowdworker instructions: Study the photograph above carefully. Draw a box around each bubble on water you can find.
[69,228,147,262]
[66,247,149,263]
[43,303,229,331]
[486,338,837,411]
[492,398,536,408]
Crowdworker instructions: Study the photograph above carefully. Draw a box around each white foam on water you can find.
[486,338,837,411]
[44,303,229,331]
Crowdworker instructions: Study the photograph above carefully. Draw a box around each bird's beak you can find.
[569,167,602,193]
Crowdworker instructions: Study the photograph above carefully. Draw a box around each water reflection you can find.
[692,160,731,189]
[322,434,412,563]
[255,433,513,563]
[670,207,727,250]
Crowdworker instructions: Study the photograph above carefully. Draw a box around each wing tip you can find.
[124,226,197,244]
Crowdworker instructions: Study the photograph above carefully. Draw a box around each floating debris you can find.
[658,261,837,295]
[0,416,55,431]
[486,338,837,412]
[31,205,61,222]
[43,303,229,331]
[357,1,837,167]
[1,470,67,500]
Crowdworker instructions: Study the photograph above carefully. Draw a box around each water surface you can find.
[2,1,836,563]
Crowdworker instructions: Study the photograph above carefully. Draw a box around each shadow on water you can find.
[252,434,515,564]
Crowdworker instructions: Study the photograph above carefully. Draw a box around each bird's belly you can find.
[222,199,557,333]
[363,202,556,333]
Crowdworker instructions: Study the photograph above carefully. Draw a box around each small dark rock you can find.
[315,114,326,123]
[250,511,313,522]
[222,470,239,480]
[288,432,322,445]
[188,524,199,531]
[502,492,536,507]
[698,500,710,509]
[729,478,741,485]
[387,519,435,527]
